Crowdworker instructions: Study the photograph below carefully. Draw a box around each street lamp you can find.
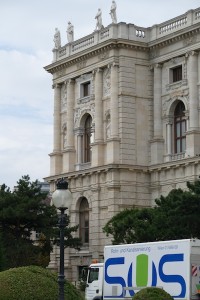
[52,178,73,300]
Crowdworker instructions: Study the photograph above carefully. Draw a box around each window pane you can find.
[176,123,180,137]
[176,140,180,153]
[182,137,186,152]
[88,268,99,283]
[173,66,182,82]
[181,121,186,134]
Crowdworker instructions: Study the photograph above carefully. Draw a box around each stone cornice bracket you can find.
[67,78,75,85]
[190,50,198,56]
[154,63,162,69]
[149,65,154,71]
[93,68,103,76]
[185,51,198,59]
[52,83,61,89]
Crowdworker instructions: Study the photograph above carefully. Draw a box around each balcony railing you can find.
[52,7,200,62]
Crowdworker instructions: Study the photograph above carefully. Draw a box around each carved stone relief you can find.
[62,123,67,149]
[183,35,197,46]
[98,51,109,61]
[103,68,111,97]
[61,83,67,111]
[74,103,95,128]
[162,94,189,117]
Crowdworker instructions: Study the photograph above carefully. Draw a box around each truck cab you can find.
[85,262,104,300]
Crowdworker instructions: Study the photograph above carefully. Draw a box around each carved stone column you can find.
[106,63,120,164]
[186,51,200,156]
[49,84,62,175]
[62,79,76,172]
[110,63,119,138]
[188,51,198,130]
[66,79,75,148]
[92,68,104,167]
[150,64,164,164]
[153,64,162,137]
[94,68,103,142]
[53,84,61,152]
[77,132,83,165]
[166,122,172,156]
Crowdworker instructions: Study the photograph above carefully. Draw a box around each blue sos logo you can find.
[105,254,186,298]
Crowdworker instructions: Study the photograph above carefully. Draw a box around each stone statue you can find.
[67,21,74,43]
[53,28,61,49]
[95,8,103,31]
[110,1,117,24]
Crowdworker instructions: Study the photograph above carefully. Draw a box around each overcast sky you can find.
[0,0,200,189]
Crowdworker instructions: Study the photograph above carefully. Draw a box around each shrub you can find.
[0,265,84,300]
[132,287,173,300]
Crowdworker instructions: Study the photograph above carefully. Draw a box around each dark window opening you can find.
[174,101,186,153]
[79,197,89,244]
[172,65,182,82]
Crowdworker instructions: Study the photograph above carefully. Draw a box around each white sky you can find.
[0,0,200,189]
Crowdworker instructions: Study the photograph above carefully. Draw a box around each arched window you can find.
[174,101,186,153]
[79,197,89,245]
[84,115,92,163]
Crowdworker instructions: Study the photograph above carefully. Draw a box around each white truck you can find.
[85,239,200,300]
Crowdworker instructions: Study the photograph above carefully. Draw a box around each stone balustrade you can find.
[53,7,200,62]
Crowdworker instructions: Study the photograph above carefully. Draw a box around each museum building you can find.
[45,7,200,282]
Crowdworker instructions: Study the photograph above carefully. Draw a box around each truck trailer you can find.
[85,239,200,300]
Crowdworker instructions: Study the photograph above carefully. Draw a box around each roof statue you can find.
[95,8,103,31]
[110,1,117,24]
[53,28,61,49]
[67,21,74,43]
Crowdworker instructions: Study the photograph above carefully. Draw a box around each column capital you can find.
[154,63,162,69]
[52,83,61,89]
[185,51,198,58]
[93,68,103,76]
[67,78,75,86]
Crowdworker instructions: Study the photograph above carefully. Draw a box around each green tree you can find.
[103,180,200,244]
[132,287,173,300]
[0,175,81,269]
[103,208,156,244]
[0,265,84,300]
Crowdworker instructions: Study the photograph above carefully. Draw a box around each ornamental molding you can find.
[45,42,148,74]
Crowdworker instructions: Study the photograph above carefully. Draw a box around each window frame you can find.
[79,197,89,245]
[170,65,183,83]
[174,102,186,154]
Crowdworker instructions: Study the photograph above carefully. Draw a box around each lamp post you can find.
[52,178,73,300]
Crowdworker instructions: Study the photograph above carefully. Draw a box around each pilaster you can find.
[150,64,164,164]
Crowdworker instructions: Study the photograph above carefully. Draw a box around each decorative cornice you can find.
[44,41,148,75]
[149,26,200,51]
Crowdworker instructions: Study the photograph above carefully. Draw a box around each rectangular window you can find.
[172,65,182,82]
[81,82,90,98]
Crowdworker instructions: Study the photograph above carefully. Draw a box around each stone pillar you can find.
[150,64,164,164]
[50,84,62,175]
[153,64,162,137]
[66,79,75,148]
[53,84,61,152]
[188,51,199,130]
[92,69,104,166]
[186,51,200,156]
[77,132,83,165]
[62,80,76,172]
[94,68,103,142]
[110,63,119,138]
[106,63,120,164]
[166,123,172,156]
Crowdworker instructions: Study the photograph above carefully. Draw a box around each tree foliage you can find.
[0,265,84,300]
[0,175,81,269]
[103,180,200,244]
[132,287,173,300]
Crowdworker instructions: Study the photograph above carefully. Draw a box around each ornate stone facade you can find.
[45,7,200,283]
